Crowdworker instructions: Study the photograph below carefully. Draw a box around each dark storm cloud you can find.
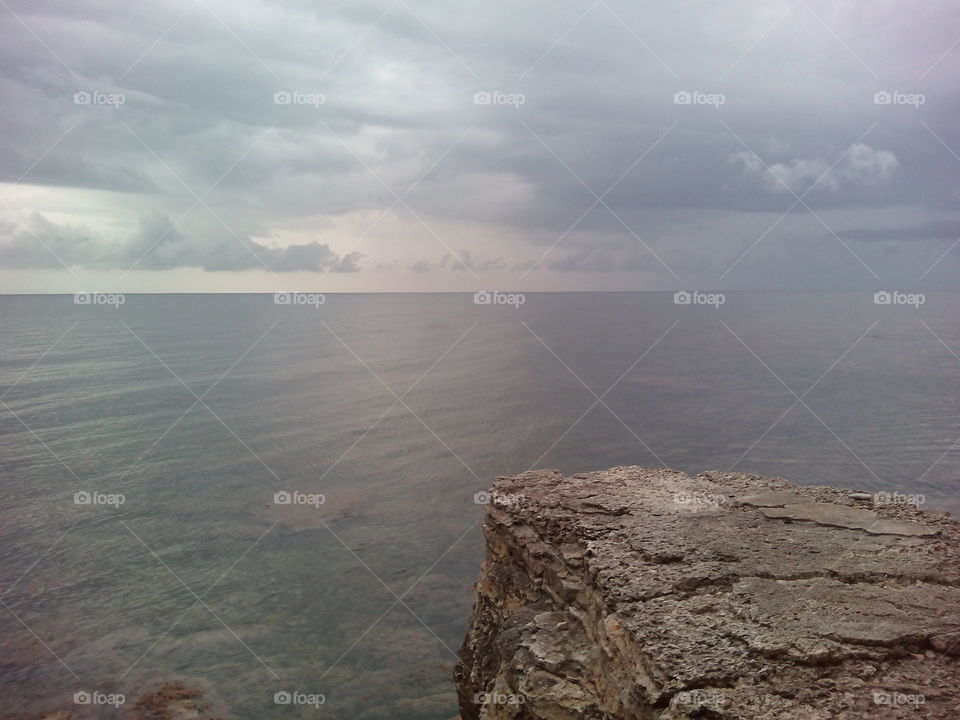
[0,0,958,285]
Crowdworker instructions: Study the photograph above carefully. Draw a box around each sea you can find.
[0,292,957,718]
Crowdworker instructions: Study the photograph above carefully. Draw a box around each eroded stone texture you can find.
[454,467,960,719]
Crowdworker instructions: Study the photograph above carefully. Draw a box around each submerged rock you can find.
[130,680,228,720]
[455,467,960,719]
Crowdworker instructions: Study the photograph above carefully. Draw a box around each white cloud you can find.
[730,144,898,195]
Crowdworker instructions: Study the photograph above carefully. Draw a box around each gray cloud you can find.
[0,0,958,288]
[837,218,960,242]
[440,251,507,273]
[0,212,362,272]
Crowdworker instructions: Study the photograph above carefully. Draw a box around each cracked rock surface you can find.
[454,467,960,719]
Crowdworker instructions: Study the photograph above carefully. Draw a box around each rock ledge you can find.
[454,467,960,719]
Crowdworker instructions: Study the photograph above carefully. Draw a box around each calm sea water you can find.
[1,292,957,718]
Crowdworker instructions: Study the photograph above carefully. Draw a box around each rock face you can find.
[454,467,960,719]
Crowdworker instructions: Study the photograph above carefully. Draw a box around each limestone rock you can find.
[455,467,960,719]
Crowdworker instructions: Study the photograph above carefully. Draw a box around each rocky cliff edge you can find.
[455,467,960,719]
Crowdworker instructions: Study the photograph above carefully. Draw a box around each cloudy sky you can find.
[0,0,958,292]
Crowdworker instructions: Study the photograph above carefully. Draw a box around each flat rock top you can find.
[488,467,960,717]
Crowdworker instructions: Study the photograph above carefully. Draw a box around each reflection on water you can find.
[0,293,957,718]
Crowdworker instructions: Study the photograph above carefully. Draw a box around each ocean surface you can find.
[1,292,957,718]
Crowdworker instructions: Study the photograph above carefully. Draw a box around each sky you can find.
[0,0,958,293]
